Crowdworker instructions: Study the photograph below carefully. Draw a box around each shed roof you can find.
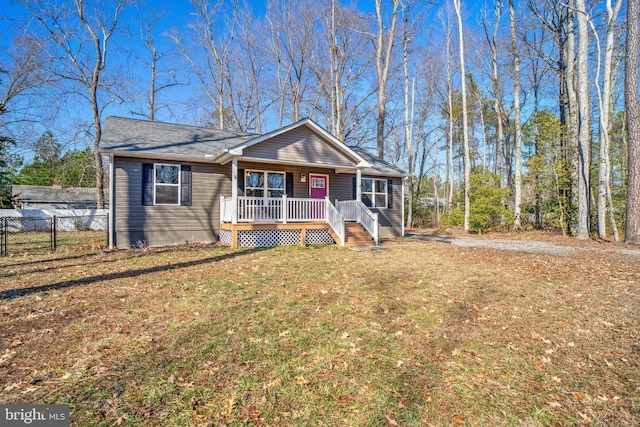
[12,185,99,204]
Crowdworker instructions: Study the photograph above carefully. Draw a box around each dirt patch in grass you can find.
[0,237,638,426]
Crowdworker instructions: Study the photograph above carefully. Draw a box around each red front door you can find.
[309,175,327,219]
[310,175,327,199]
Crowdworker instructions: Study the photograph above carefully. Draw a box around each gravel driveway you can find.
[406,232,640,257]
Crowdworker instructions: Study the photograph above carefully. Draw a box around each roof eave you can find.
[226,118,369,166]
[102,149,223,164]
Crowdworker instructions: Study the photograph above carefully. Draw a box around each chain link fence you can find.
[1,215,108,256]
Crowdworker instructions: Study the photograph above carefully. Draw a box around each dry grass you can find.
[0,235,638,426]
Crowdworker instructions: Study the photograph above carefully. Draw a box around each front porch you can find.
[220,196,379,248]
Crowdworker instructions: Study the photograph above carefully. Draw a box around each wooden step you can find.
[343,222,375,247]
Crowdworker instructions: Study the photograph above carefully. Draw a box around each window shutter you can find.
[142,163,153,205]
[238,169,245,195]
[286,172,294,197]
[387,179,393,209]
[181,165,192,206]
[352,176,357,200]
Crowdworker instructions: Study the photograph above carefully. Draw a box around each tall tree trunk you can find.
[575,0,591,239]
[403,7,414,229]
[597,0,623,240]
[510,0,523,229]
[454,0,471,232]
[625,0,640,244]
[447,87,455,211]
[443,14,455,213]
[374,0,400,159]
[566,2,579,235]
[484,0,505,187]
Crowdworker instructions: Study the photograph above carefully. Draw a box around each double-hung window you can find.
[361,178,387,208]
[155,164,180,205]
[142,163,191,206]
[245,171,285,197]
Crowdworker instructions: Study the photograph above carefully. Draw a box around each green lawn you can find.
[0,238,638,426]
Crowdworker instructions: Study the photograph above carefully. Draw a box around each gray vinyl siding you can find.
[371,176,403,238]
[239,162,341,199]
[332,174,404,238]
[113,158,403,248]
[113,156,230,248]
[242,127,356,168]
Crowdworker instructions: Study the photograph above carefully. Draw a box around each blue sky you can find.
[0,0,496,159]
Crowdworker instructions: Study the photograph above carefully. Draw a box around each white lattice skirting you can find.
[219,227,336,248]
[305,229,335,245]
[239,229,301,247]
[219,229,232,246]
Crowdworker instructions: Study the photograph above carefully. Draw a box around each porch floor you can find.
[220,222,339,248]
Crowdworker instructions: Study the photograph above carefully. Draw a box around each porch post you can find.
[282,194,288,223]
[356,168,362,202]
[232,158,238,224]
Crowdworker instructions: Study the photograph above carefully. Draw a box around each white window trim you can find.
[245,170,286,198]
[154,163,181,205]
[309,173,329,197]
[361,177,387,208]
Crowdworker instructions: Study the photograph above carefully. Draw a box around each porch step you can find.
[343,222,375,248]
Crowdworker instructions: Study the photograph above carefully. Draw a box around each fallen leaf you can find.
[167,374,175,384]
[226,395,236,415]
[136,406,152,416]
[452,416,465,424]
[384,414,399,426]
[114,413,128,425]
[294,375,309,385]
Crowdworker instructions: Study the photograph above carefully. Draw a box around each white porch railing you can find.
[220,197,234,224]
[325,197,344,246]
[336,200,379,245]
[220,196,328,223]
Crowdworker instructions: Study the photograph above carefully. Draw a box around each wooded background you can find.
[1,0,639,242]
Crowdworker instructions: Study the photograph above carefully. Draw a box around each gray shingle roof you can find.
[351,147,406,177]
[100,116,406,177]
[12,185,99,203]
[99,116,257,159]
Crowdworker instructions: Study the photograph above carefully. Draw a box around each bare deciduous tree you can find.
[575,0,591,239]
[133,12,182,122]
[22,0,129,209]
[373,0,400,159]
[0,33,52,129]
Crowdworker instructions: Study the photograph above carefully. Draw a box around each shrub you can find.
[447,171,513,233]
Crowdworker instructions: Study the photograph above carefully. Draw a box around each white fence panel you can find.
[0,209,108,231]
[0,209,108,218]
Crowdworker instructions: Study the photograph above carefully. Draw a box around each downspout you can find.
[108,153,115,249]
[231,157,238,224]
[402,176,405,237]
